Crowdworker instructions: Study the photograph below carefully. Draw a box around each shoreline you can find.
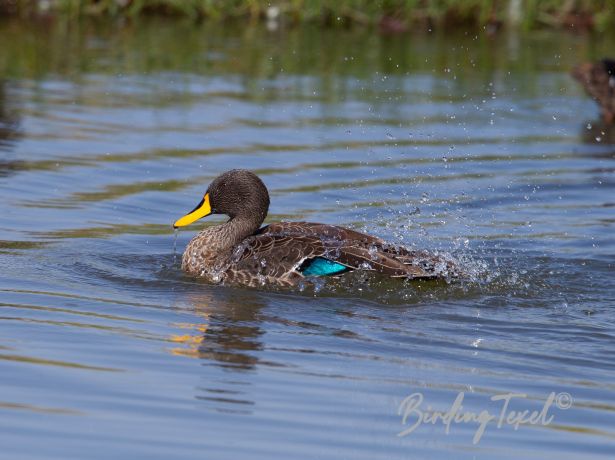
[0,0,613,33]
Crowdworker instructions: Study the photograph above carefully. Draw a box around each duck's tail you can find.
[331,244,460,280]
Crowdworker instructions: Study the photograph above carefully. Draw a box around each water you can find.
[1,19,614,459]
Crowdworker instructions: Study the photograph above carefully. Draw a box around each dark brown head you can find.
[207,169,270,221]
[173,169,270,228]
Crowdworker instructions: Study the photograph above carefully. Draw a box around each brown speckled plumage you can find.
[178,170,455,288]
[572,59,615,124]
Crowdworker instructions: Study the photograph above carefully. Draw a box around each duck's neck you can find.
[207,215,262,252]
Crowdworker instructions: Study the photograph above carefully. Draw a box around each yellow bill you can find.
[173,193,212,228]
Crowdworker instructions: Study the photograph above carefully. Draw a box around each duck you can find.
[173,169,455,288]
[572,58,615,124]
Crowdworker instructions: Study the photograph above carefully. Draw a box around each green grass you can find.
[1,0,614,31]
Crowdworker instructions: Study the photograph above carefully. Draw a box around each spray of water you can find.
[173,228,179,266]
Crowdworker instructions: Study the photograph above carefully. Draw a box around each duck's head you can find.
[173,169,270,229]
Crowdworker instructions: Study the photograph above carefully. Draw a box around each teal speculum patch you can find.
[299,257,349,276]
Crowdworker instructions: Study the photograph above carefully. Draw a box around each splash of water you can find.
[173,228,179,266]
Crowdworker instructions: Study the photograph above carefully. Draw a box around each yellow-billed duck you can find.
[572,58,615,124]
[173,169,455,288]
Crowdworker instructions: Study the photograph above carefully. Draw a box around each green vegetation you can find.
[1,0,614,32]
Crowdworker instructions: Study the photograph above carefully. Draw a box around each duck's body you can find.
[175,170,454,288]
[182,220,448,288]
[572,58,615,124]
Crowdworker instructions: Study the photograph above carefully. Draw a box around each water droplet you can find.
[173,229,179,265]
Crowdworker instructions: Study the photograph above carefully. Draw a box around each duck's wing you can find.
[226,233,328,286]
[232,222,439,280]
[258,221,387,245]
[260,222,451,275]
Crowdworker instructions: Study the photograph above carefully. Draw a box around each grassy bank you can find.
[1,0,614,32]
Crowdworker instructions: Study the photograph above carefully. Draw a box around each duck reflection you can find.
[169,285,271,413]
[169,286,266,371]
